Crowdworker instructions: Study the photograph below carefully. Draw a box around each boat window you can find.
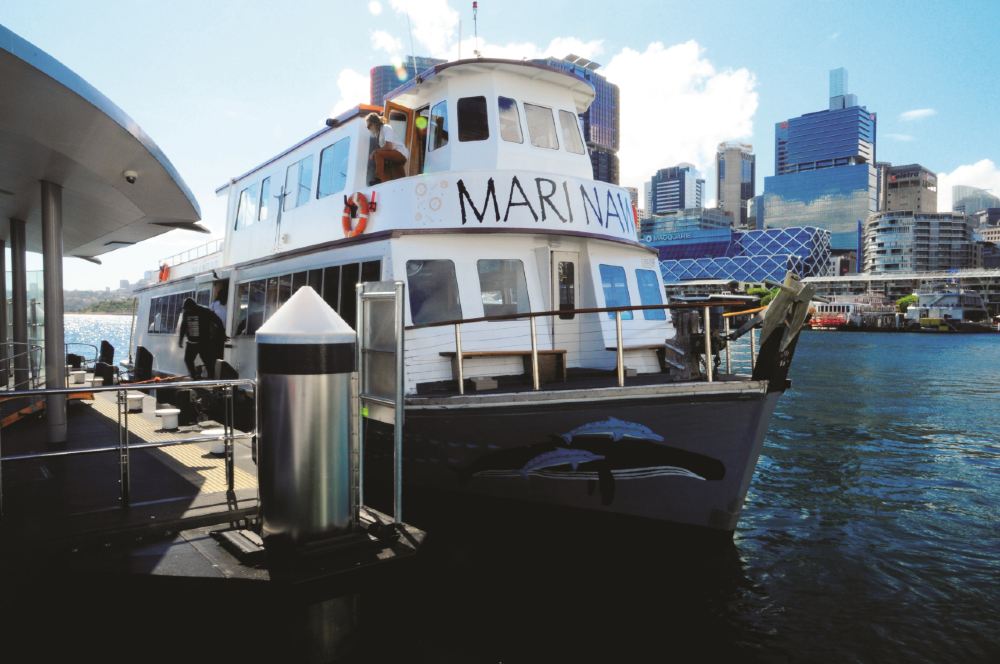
[477,259,530,316]
[283,155,314,211]
[258,177,271,222]
[247,281,266,335]
[413,105,430,173]
[317,137,351,198]
[307,269,323,295]
[277,274,292,308]
[265,277,280,318]
[406,260,462,325]
[524,103,559,150]
[195,288,211,307]
[147,290,196,334]
[458,96,489,142]
[557,261,575,320]
[291,271,307,293]
[340,263,360,329]
[234,282,250,335]
[323,265,341,311]
[498,96,523,144]
[559,110,586,155]
[361,260,381,283]
[235,182,259,230]
[428,100,449,152]
[599,264,633,320]
[635,269,666,320]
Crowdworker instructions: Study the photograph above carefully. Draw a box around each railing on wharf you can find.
[405,300,766,394]
[0,378,256,518]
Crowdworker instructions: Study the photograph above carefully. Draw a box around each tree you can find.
[895,294,918,313]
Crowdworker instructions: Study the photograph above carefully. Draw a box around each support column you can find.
[0,240,7,388]
[41,181,66,443]
[9,219,28,390]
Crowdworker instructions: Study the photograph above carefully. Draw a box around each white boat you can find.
[809,294,897,330]
[132,59,814,534]
[904,289,994,332]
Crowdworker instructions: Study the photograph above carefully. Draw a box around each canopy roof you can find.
[0,25,204,261]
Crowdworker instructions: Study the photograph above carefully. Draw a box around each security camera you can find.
[123,170,138,184]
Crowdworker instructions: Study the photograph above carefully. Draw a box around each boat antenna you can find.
[406,14,416,80]
[473,1,480,58]
[458,18,462,60]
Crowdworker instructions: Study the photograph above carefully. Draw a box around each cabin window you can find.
[284,156,314,211]
[498,97,523,143]
[323,265,341,311]
[599,264,633,320]
[477,259,530,316]
[265,277,280,318]
[234,282,250,335]
[291,271,307,293]
[235,182,259,230]
[247,281,266,335]
[318,138,351,198]
[339,262,360,329]
[406,260,462,325]
[258,177,271,222]
[147,290,196,334]
[635,269,666,320]
[458,96,489,142]
[428,100,449,151]
[559,110,586,155]
[524,103,559,150]
[557,261,575,320]
[195,288,211,307]
[277,274,292,308]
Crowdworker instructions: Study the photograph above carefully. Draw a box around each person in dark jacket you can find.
[178,298,226,379]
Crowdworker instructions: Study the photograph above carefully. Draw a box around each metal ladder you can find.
[354,280,406,526]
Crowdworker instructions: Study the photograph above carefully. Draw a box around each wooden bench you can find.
[604,343,686,372]
[440,349,568,383]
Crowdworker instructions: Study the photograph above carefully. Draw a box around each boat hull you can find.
[364,381,779,533]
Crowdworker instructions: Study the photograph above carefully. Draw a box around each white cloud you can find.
[389,0,459,58]
[900,108,936,122]
[328,68,370,117]
[372,29,403,55]
[937,159,1000,211]
[368,1,382,16]
[886,133,914,142]
[452,35,603,61]
[602,41,757,190]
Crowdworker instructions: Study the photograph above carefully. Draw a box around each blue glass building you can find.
[370,56,446,106]
[764,68,877,253]
[647,164,704,215]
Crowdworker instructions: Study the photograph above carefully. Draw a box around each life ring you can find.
[158,264,170,282]
[342,192,369,237]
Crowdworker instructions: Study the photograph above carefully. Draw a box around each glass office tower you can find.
[370,56,446,105]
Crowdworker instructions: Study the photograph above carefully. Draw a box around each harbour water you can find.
[66,317,999,661]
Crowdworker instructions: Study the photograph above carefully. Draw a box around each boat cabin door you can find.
[384,101,419,177]
[550,251,580,359]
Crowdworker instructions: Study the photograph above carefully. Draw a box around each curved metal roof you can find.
[0,24,204,260]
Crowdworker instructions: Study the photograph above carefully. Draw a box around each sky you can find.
[3,0,1000,289]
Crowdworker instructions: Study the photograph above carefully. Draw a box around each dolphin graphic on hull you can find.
[559,417,665,444]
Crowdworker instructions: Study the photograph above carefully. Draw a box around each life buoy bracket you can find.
[342,192,370,237]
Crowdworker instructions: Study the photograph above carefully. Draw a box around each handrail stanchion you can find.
[393,280,405,525]
[703,306,713,383]
[224,385,235,497]
[724,317,732,374]
[119,389,131,506]
[615,310,625,387]
[749,327,756,371]
[529,316,540,391]
[454,323,465,395]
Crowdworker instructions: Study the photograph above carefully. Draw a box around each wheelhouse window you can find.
[428,100,449,151]
[498,97,523,143]
[524,103,559,150]
[235,182,259,230]
[477,259,529,316]
[458,96,489,142]
[635,269,666,320]
[406,260,462,325]
[557,261,575,320]
[147,290,195,333]
[559,110,586,155]
[284,155,314,211]
[598,264,632,320]
[258,177,271,222]
[318,137,351,198]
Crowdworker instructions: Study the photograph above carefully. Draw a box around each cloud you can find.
[900,108,936,122]
[328,68,370,117]
[389,0,459,58]
[885,133,914,142]
[368,1,382,15]
[372,29,403,55]
[602,41,757,189]
[937,159,1000,211]
[452,35,603,61]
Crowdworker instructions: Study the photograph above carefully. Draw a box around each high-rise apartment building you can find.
[953,185,1000,216]
[863,211,974,273]
[716,142,755,229]
[763,68,877,255]
[370,56,446,106]
[880,163,938,213]
[647,164,704,215]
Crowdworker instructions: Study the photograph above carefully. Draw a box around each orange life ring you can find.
[342,192,369,237]
[158,264,170,282]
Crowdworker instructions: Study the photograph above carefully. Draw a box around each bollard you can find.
[256,286,356,546]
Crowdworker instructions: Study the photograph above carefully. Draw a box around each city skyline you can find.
[2,0,999,288]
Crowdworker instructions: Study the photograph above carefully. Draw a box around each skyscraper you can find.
[880,164,938,213]
[648,164,704,215]
[953,185,1000,216]
[370,56,446,106]
[716,142,755,229]
[763,68,877,257]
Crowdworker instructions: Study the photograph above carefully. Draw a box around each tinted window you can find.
[428,100,449,151]
[599,264,632,320]
[235,282,250,335]
[323,265,341,311]
[235,182,259,229]
[284,156,314,211]
[635,269,666,320]
[477,259,530,316]
[559,110,586,155]
[458,96,489,142]
[247,281,266,335]
[498,97,523,143]
[258,177,271,222]
[340,262,360,329]
[524,103,558,150]
[291,271,307,293]
[361,260,381,282]
[557,261,575,320]
[407,260,462,324]
[318,138,351,198]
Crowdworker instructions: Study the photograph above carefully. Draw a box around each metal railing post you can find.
[724,317,732,374]
[749,328,756,371]
[224,385,235,496]
[703,306,713,383]
[118,389,131,506]
[355,283,364,522]
[454,323,465,395]
[529,317,540,391]
[615,311,624,387]
[394,280,405,525]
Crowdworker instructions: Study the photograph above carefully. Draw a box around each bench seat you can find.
[439,349,567,383]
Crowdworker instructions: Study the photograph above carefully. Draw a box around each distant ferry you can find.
[132,58,814,534]
[809,295,898,331]
[904,289,995,332]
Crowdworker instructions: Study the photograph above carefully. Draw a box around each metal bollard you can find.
[256,286,357,545]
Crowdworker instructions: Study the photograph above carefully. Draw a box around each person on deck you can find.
[210,283,228,328]
[367,113,408,184]
[178,298,226,379]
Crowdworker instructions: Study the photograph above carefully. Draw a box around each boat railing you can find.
[65,342,99,368]
[160,238,223,267]
[404,300,764,394]
[0,341,45,391]
[0,378,256,518]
